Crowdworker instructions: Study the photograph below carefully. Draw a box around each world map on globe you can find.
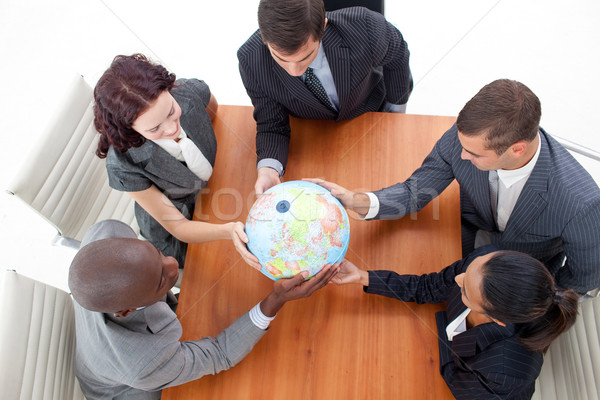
[246,181,350,280]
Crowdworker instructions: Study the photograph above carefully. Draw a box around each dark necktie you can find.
[304,67,335,111]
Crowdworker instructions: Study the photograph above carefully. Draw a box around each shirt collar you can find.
[307,42,326,71]
[497,132,542,188]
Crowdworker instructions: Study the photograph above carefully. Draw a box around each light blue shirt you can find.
[300,42,340,111]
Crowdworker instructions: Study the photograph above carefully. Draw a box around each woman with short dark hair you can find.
[94,54,259,269]
[335,246,578,399]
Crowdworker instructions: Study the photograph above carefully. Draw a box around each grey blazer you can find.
[73,220,267,400]
[105,79,217,267]
[372,125,600,293]
[237,6,413,169]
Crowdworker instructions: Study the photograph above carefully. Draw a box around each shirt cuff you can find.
[249,302,276,330]
[257,158,285,177]
[382,102,407,113]
[363,192,380,220]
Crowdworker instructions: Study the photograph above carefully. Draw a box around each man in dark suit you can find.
[238,0,413,194]
[310,79,600,294]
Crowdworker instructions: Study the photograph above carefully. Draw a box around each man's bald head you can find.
[69,238,179,314]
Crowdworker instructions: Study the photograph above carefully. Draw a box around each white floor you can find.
[1,0,599,292]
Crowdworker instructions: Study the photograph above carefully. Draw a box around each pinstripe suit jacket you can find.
[366,246,543,399]
[371,125,600,293]
[237,7,412,169]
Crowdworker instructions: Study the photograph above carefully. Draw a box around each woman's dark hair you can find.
[93,54,176,158]
[480,251,579,353]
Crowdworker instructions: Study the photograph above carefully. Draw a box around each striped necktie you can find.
[489,170,499,225]
[304,67,335,111]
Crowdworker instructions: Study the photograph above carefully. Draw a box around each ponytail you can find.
[515,288,579,353]
[480,251,579,353]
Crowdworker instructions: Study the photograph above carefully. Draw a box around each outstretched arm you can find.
[130,265,339,392]
[304,178,372,217]
[127,185,260,270]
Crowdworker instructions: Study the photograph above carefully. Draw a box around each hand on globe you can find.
[229,221,261,270]
[303,178,371,216]
[260,263,340,317]
[330,259,369,286]
[255,167,281,195]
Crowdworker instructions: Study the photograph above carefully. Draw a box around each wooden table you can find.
[163,106,460,400]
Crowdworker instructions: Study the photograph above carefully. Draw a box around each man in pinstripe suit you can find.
[238,0,412,194]
[311,79,600,294]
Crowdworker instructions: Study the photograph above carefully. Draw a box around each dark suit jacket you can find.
[237,6,412,169]
[371,125,600,293]
[366,246,543,399]
[105,79,217,267]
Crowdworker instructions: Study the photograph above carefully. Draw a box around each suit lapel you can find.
[323,27,350,120]
[272,61,331,114]
[129,141,200,189]
[502,136,550,241]
[464,163,498,230]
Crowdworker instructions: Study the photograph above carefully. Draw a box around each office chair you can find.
[6,75,139,248]
[0,270,85,400]
[532,294,600,399]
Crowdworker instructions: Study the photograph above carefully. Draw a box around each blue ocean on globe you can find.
[245,180,350,280]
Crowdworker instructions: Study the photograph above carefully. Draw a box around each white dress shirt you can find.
[152,128,213,181]
[495,134,542,231]
[446,307,471,341]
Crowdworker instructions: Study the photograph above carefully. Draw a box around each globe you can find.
[246,180,350,280]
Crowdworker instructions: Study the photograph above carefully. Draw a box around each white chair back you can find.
[6,75,138,244]
[0,270,85,399]
[532,295,600,400]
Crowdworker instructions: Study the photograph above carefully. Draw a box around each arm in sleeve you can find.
[131,312,267,391]
[365,245,496,303]
[556,198,600,293]
[177,78,212,107]
[238,55,292,169]
[365,257,469,304]
[371,128,458,220]
[105,153,153,193]
[366,11,412,104]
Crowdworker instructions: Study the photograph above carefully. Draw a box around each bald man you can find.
[69,220,338,400]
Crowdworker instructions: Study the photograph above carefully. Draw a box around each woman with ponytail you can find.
[335,245,579,399]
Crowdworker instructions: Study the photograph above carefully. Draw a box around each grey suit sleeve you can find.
[366,10,412,105]
[556,199,600,292]
[372,128,458,219]
[105,148,154,192]
[130,312,266,391]
[175,78,211,107]
[238,53,291,169]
